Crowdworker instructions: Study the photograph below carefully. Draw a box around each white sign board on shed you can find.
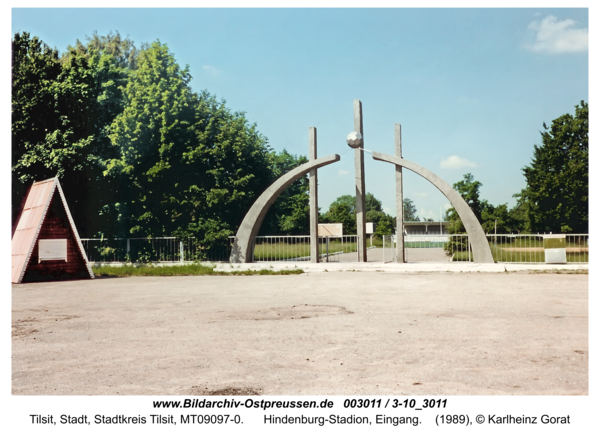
[318,223,343,236]
[366,222,375,234]
[38,239,68,262]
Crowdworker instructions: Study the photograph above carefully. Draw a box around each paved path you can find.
[12,272,588,396]
[324,247,450,263]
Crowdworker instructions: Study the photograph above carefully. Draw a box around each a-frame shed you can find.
[12,177,94,283]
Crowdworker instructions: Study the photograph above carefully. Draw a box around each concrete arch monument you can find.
[230,154,340,263]
[230,100,493,264]
[371,151,494,263]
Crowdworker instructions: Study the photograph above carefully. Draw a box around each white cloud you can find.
[440,155,478,169]
[202,65,221,75]
[444,203,452,211]
[527,15,588,54]
[338,169,349,176]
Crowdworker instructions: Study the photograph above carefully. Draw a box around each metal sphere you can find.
[346,131,363,148]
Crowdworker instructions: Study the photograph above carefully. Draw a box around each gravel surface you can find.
[12,272,588,396]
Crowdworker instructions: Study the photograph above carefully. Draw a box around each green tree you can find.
[105,41,199,236]
[12,33,277,251]
[187,92,273,246]
[445,173,527,237]
[63,31,142,70]
[366,210,395,237]
[55,41,132,236]
[12,32,130,235]
[321,193,395,237]
[320,195,356,235]
[403,198,420,221]
[480,202,524,234]
[521,101,588,233]
[261,149,309,235]
[365,193,382,213]
[365,193,394,237]
[444,173,486,235]
[105,41,274,253]
[443,173,485,256]
[12,32,62,226]
[453,173,483,220]
[507,190,531,233]
[13,32,331,251]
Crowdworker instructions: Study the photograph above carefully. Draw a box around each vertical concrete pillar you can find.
[354,100,367,262]
[309,127,319,263]
[395,123,405,263]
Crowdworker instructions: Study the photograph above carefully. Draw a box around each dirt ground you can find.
[12,272,588,396]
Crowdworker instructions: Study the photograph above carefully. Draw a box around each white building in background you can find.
[403,221,449,235]
[398,221,450,243]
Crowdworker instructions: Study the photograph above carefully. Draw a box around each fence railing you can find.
[81,234,588,264]
[80,237,233,263]
[383,234,588,263]
[251,235,359,262]
[382,234,396,263]
[383,234,470,262]
[486,234,588,264]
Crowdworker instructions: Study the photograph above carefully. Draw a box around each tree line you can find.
[318,195,423,237]
[445,101,588,235]
[12,31,309,252]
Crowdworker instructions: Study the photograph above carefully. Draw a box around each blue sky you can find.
[11,7,588,222]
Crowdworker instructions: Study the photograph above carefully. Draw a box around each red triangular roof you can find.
[11,177,94,283]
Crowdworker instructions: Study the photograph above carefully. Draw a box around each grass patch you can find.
[92,264,304,277]
[253,241,360,261]
[489,246,588,263]
[448,242,589,263]
[404,242,445,248]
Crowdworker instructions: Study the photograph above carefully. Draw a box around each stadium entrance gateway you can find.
[230,100,493,264]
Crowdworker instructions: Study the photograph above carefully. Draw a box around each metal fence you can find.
[382,234,470,263]
[440,235,472,262]
[251,235,359,262]
[81,234,588,264]
[382,234,588,263]
[487,234,588,264]
[381,234,396,263]
[80,237,233,263]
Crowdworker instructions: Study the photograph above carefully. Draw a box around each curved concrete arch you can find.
[372,152,494,263]
[230,154,341,263]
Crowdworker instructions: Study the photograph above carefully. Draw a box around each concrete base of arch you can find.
[372,152,494,263]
